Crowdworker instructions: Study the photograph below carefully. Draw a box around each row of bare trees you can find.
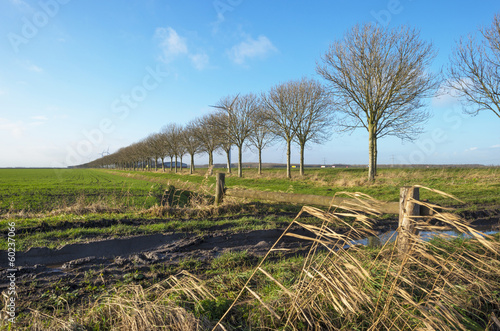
[85,77,334,178]
[84,15,500,181]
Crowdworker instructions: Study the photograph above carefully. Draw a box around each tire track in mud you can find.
[1,227,315,269]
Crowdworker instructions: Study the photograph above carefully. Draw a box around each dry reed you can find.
[214,186,500,330]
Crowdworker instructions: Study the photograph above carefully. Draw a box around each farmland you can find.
[1,167,500,330]
[0,169,165,213]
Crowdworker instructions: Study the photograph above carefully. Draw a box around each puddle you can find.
[358,224,499,248]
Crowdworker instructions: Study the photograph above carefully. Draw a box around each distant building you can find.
[162,161,188,168]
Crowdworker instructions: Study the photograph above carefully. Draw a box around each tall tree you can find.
[211,112,233,174]
[448,13,500,119]
[182,121,202,174]
[212,94,257,178]
[317,23,439,181]
[262,81,301,179]
[161,124,178,172]
[177,126,188,173]
[147,132,165,172]
[292,78,334,176]
[192,113,221,175]
[248,105,277,175]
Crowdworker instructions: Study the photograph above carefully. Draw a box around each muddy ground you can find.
[1,209,499,323]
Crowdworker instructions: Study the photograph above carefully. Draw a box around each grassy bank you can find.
[11,197,500,330]
[110,166,500,206]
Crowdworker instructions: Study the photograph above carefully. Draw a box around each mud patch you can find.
[4,233,185,268]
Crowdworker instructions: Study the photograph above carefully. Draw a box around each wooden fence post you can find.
[398,186,420,256]
[215,172,225,206]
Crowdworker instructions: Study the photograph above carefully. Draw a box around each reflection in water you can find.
[359,225,498,248]
[367,236,381,248]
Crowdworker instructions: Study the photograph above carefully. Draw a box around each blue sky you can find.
[0,0,499,168]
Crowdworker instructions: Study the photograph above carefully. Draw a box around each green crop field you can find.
[111,166,500,207]
[1,166,499,252]
[1,167,500,330]
[0,168,165,213]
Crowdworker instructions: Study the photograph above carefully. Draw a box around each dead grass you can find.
[214,186,500,330]
[11,185,500,330]
[23,271,215,331]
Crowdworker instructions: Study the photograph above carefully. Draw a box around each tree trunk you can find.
[154,157,157,172]
[170,156,173,171]
[299,141,305,176]
[161,157,165,172]
[175,155,178,173]
[368,125,377,181]
[286,139,291,179]
[190,153,195,174]
[226,150,231,174]
[258,148,262,175]
[238,145,243,178]
[208,151,214,176]
[179,155,183,173]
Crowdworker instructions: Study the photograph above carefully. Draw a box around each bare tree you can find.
[211,112,233,174]
[448,14,500,119]
[317,23,439,181]
[261,81,302,179]
[182,121,202,174]
[192,114,221,174]
[248,105,277,175]
[147,132,165,171]
[293,78,334,176]
[177,126,188,173]
[212,94,257,177]
[161,124,178,172]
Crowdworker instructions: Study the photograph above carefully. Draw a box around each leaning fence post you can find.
[215,172,225,206]
[398,186,420,256]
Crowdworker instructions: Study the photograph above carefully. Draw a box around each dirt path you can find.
[0,227,319,290]
[1,212,497,293]
[3,228,315,269]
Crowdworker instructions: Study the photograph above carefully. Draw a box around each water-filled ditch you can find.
[359,223,499,248]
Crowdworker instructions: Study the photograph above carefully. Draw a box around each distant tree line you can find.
[83,16,500,181]
[84,77,334,178]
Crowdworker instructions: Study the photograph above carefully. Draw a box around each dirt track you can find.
[4,227,317,269]
[0,226,322,292]
[1,209,498,309]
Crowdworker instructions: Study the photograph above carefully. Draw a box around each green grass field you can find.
[0,168,165,213]
[1,167,499,251]
[111,166,500,207]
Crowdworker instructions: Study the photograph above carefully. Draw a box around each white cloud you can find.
[431,85,461,108]
[154,27,209,70]
[31,115,48,121]
[20,60,43,73]
[28,64,43,72]
[0,116,49,139]
[189,53,209,70]
[0,118,26,138]
[155,27,188,61]
[464,147,478,152]
[227,35,278,65]
[490,144,500,149]
[210,12,226,35]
